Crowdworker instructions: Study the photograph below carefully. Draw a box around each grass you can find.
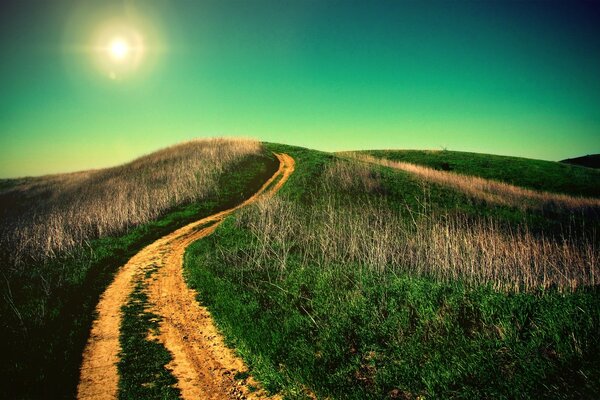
[561,154,600,170]
[240,195,598,292]
[118,263,180,400]
[2,140,598,398]
[360,149,600,198]
[0,143,278,399]
[344,153,600,213]
[187,230,600,399]
[184,143,600,399]
[0,138,261,264]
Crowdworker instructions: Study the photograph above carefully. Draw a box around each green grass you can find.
[269,144,592,235]
[118,263,180,400]
[360,149,600,198]
[266,143,510,219]
[183,144,600,399]
[186,226,600,399]
[0,152,278,399]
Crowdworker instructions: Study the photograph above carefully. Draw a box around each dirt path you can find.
[78,153,294,400]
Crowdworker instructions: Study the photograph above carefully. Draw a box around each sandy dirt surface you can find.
[77,153,294,399]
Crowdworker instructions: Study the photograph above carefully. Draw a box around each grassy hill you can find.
[1,141,599,399]
[561,154,600,170]
[184,143,600,399]
[359,149,600,198]
[0,139,278,399]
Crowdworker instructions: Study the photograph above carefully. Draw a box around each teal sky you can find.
[1,0,599,178]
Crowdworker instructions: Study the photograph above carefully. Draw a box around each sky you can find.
[1,0,599,178]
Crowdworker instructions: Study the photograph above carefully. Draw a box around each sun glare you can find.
[91,18,153,80]
[109,38,129,61]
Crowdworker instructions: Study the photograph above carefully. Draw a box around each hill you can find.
[561,154,600,169]
[184,143,600,399]
[359,149,600,198]
[1,141,599,399]
[0,138,278,399]
[0,138,265,264]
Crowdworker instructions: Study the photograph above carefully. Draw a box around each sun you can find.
[88,15,162,80]
[93,22,147,79]
[108,38,129,61]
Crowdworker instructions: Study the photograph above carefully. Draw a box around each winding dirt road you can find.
[78,153,294,400]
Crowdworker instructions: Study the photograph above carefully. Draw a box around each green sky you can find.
[1,0,599,178]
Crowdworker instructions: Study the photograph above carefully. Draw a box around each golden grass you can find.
[0,138,261,264]
[341,152,600,212]
[322,159,382,193]
[238,160,598,292]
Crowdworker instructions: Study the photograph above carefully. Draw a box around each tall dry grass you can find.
[0,138,261,265]
[341,152,600,213]
[236,160,598,292]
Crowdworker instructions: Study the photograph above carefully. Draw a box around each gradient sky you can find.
[1,0,599,178]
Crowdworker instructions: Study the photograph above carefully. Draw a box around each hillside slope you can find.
[2,141,599,399]
[360,149,600,197]
[0,138,263,263]
[561,154,600,169]
[0,138,278,399]
[185,143,600,399]
[343,153,600,215]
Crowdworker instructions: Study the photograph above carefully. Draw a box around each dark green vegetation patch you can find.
[561,154,600,170]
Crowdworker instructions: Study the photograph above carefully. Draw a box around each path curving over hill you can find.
[77,153,294,400]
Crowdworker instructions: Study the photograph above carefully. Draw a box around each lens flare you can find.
[92,20,148,80]
[63,4,163,81]
[109,38,129,60]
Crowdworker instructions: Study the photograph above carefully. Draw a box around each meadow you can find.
[0,138,277,398]
[361,149,600,198]
[184,143,600,399]
[1,140,599,399]
[343,153,600,214]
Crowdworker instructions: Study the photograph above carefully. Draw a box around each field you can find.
[1,141,599,399]
[0,138,262,264]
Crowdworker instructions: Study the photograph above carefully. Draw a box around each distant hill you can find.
[358,150,600,198]
[561,154,600,169]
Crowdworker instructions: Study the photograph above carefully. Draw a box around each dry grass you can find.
[341,152,600,212]
[322,160,382,193]
[237,160,598,292]
[0,138,261,265]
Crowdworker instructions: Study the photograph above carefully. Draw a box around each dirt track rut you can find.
[78,153,294,399]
